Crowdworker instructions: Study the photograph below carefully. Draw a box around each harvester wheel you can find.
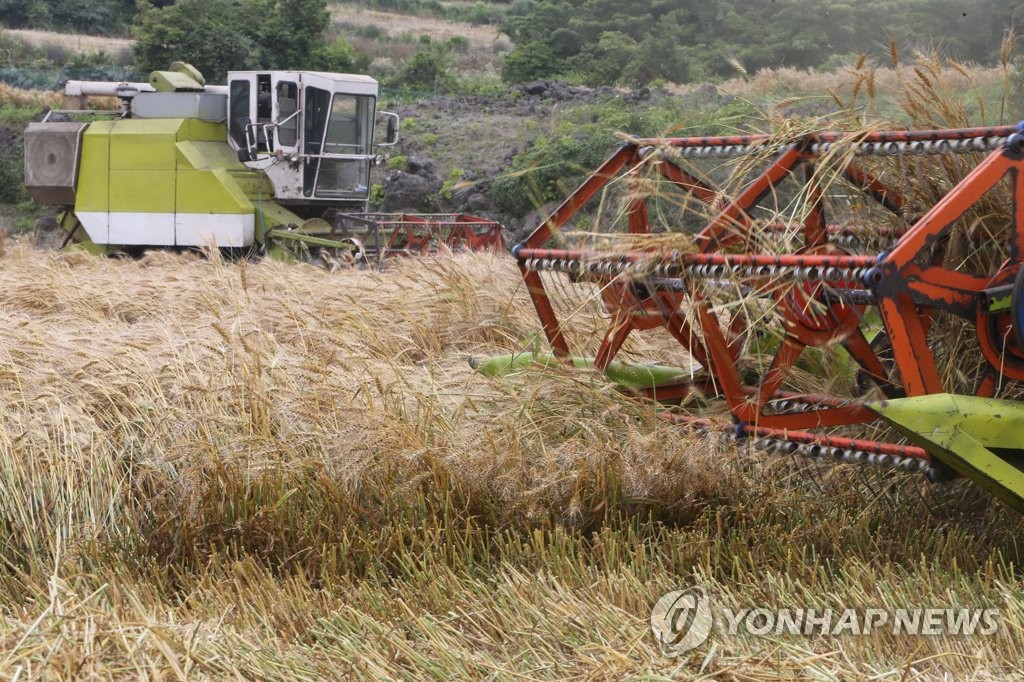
[311,237,363,269]
[775,245,862,347]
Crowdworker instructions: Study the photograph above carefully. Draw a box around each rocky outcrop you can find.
[0,126,18,155]
[381,170,437,212]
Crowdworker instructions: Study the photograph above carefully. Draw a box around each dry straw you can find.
[0,241,1019,677]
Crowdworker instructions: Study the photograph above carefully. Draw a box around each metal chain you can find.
[661,136,1009,160]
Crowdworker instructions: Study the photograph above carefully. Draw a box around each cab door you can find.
[270,72,300,155]
[229,72,291,155]
[226,72,257,153]
[299,72,376,201]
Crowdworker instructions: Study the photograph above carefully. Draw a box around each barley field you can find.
[0,240,1020,679]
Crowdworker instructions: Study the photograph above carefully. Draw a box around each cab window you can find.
[229,79,250,148]
[324,95,370,154]
[276,81,298,146]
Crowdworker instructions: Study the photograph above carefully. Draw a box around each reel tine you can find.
[854,458,883,502]
[804,452,831,496]
[909,472,942,516]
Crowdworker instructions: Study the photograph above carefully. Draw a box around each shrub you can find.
[352,24,387,41]
[500,41,563,84]
[386,155,409,171]
[490,97,759,217]
[575,31,637,87]
[0,148,26,204]
[440,168,464,199]
[394,41,455,91]
[490,103,636,215]
[369,182,385,206]
[447,36,469,54]
[311,37,369,73]
[464,1,505,25]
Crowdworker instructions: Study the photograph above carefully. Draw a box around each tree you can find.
[0,0,51,29]
[310,37,367,73]
[499,0,715,85]
[253,0,331,70]
[132,0,334,82]
[133,0,263,82]
[500,41,564,83]
[575,31,637,87]
[0,0,137,33]
[49,0,137,34]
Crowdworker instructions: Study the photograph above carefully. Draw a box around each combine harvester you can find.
[476,120,1024,513]
[23,62,502,263]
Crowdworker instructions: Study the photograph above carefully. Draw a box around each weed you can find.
[369,182,386,206]
[385,154,408,171]
[439,167,464,199]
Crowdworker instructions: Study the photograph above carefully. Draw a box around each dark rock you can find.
[451,185,478,207]
[33,215,67,249]
[33,108,70,123]
[466,193,490,212]
[381,171,438,211]
[523,80,551,97]
[519,79,595,102]
[406,154,437,179]
[672,83,724,110]
[630,86,651,102]
[0,126,17,154]
[35,215,59,231]
[508,201,560,245]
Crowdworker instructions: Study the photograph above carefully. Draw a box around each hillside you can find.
[2,27,132,55]
[330,2,509,50]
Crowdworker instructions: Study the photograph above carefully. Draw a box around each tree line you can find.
[1,0,1020,87]
[499,0,1023,85]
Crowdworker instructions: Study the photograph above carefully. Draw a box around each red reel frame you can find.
[514,125,1024,454]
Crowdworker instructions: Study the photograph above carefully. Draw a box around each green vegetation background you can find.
[1,0,1022,224]
[1,0,1021,85]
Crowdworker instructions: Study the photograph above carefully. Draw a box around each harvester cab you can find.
[24,62,502,262]
[225,70,398,210]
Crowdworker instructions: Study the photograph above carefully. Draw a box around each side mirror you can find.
[379,111,399,147]
[237,147,253,162]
